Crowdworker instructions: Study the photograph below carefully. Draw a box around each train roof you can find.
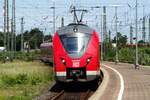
[57,23,93,35]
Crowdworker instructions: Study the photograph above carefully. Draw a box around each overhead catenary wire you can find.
[1,0,150,42]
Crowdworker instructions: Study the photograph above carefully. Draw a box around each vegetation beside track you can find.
[101,32,150,66]
[105,47,150,66]
[0,51,40,62]
[0,61,54,100]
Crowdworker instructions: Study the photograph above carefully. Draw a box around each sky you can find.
[0,0,150,42]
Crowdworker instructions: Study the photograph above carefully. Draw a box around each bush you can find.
[1,74,28,86]
[0,51,40,62]
[0,61,53,99]
[30,76,41,85]
[0,52,10,62]
[104,47,150,66]
[15,52,38,61]
[1,75,16,86]
[15,74,28,84]
[139,48,150,65]
[118,48,135,63]
[105,48,116,61]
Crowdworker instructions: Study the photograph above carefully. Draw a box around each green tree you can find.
[28,28,43,49]
[112,32,127,49]
[16,28,44,51]
[138,40,145,44]
[44,35,52,42]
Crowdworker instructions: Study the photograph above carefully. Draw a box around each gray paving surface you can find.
[103,62,150,100]
[99,66,120,100]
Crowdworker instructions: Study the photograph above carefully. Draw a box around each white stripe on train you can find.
[56,71,99,76]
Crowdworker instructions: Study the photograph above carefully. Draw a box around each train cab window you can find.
[60,33,91,58]
[65,37,84,53]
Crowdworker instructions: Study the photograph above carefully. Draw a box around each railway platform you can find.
[91,62,150,100]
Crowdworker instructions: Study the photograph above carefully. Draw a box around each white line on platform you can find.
[103,64,124,100]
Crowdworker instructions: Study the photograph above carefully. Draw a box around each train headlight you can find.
[62,59,65,63]
[61,59,66,65]
[86,58,91,63]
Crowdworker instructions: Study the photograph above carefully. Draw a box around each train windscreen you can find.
[60,33,91,58]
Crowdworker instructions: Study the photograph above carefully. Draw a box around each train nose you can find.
[67,68,86,80]
[72,71,79,80]
[72,70,82,78]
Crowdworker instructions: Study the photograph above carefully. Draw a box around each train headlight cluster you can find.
[86,58,91,63]
[61,59,66,65]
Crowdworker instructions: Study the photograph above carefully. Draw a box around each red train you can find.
[53,23,100,82]
[40,42,53,63]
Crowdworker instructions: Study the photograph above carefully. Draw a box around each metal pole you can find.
[3,0,6,49]
[13,0,16,54]
[73,7,76,23]
[6,0,9,51]
[11,0,14,59]
[91,6,103,63]
[50,2,55,34]
[10,18,14,60]
[103,6,107,59]
[149,18,150,44]
[115,6,119,64]
[142,16,146,43]
[21,17,24,51]
[109,30,111,43]
[135,0,139,68]
[101,14,103,63]
[130,25,133,44]
[61,17,64,27]
[53,2,55,34]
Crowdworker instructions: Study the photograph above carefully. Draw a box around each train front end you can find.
[53,24,100,82]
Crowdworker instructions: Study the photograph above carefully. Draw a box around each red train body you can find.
[53,23,100,82]
[40,42,53,63]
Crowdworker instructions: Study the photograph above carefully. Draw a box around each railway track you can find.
[51,90,65,100]
[34,80,101,100]
[35,71,103,100]
[38,78,102,100]
[50,87,94,100]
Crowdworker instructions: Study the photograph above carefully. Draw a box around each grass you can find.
[0,61,54,100]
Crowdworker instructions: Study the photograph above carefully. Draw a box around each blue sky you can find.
[0,0,150,41]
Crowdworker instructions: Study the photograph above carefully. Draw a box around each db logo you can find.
[72,60,80,67]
